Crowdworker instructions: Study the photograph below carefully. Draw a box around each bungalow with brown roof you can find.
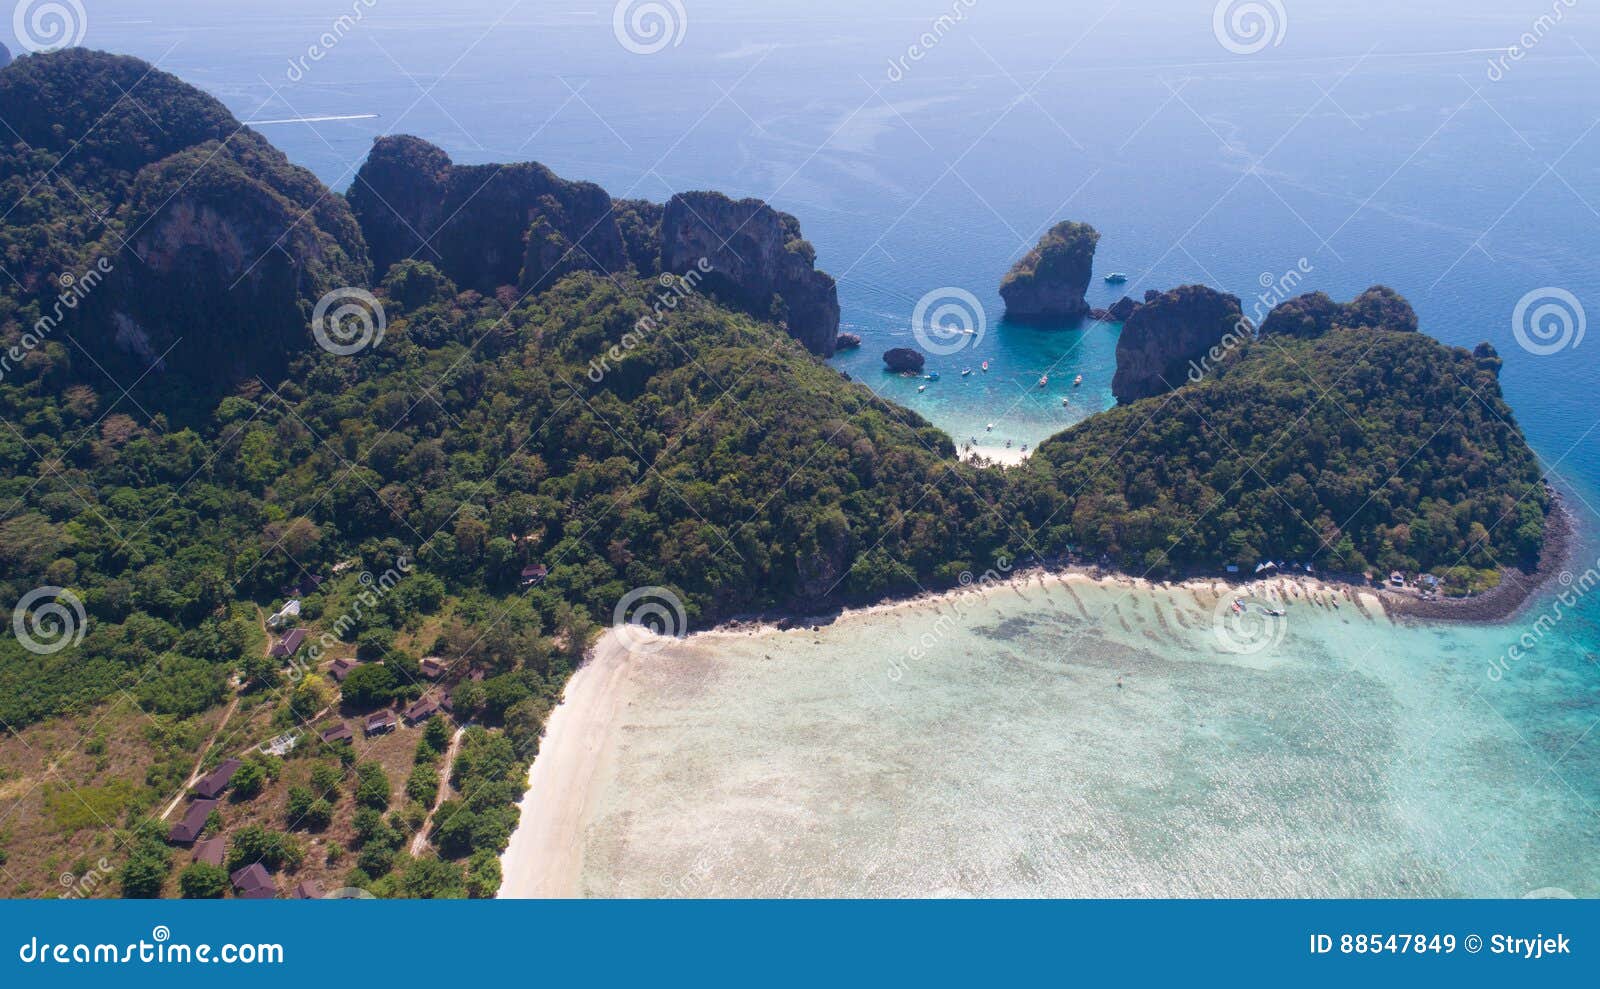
[168,798,218,845]
[328,657,360,682]
[319,721,353,744]
[403,696,441,724]
[192,836,226,867]
[269,628,308,660]
[520,563,549,586]
[365,710,397,735]
[231,863,275,899]
[419,656,447,679]
[291,879,325,900]
[193,758,242,799]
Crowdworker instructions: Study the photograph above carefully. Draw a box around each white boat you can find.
[917,384,926,392]
[1037,375,1049,388]
[1073,374,1083,387]
[961,368,972,377]
[985,423,994,431]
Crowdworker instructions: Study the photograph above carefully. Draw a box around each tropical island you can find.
[0,51,1558,899]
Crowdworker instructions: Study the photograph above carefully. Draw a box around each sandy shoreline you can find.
[960,445,1031,466]
[494,565,1387,897]
[497,633,635,898]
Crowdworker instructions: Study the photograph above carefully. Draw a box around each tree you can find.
[304,799,334,830]
[290,674,335,721]
[309,761,343,797]
[225,824,303,871]
[231,760,267,799]
[179,863,229,899]
[398,857,465,898]
[354,762,391,810]
[341,663,397,708]
[285,785,314,825]
[118,851,170,899]
[406,764,439,804]
[422,716,451,751]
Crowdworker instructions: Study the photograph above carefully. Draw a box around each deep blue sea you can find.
[37,0,1600,894]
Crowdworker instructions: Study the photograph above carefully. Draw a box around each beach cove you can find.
[501,570,1600,898]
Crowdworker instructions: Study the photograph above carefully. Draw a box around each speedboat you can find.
[1061,397,1070,406]
[926,371,940,381]
[1104,273,1128,284]
[985,423,994,431]
[1073,374,1083,387]
[981,361,989,372]
[961,368,972,377]
[1037,375,1049,388]
[917,384,926,392]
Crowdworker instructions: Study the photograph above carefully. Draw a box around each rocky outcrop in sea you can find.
[1000,221,1099,321]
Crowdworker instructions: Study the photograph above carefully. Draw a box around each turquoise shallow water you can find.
[833,314,1121,455]
[582,578,1600,898]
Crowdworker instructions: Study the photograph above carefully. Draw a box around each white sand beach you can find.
[497,631,636,898]
[496,565,1389,897]
[960,445,1031,466]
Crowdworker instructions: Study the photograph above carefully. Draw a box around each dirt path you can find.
[410,725,466,856]
[159,693,241,821]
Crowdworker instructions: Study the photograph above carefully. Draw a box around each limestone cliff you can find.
[1111,285,1246,404]
[0,50,369,405]
[347,136,649,295]
[661,192,840,357]
[347,139,839,356]
[1000,221,1099,321]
